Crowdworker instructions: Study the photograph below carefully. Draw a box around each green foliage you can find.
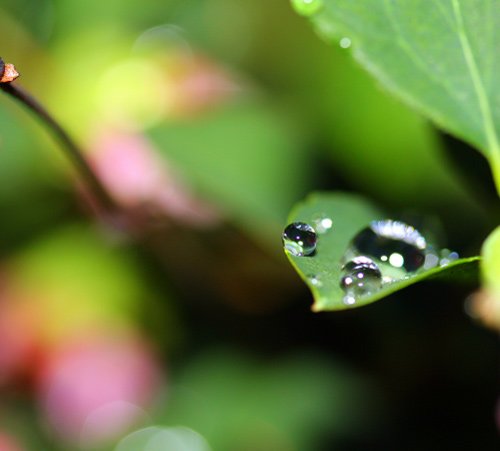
[158,349,373,451]
[149,99,311,249]
[299,0,500,192]
[285,193,479,311]
[8,225,146,340]
[0,0,497,447]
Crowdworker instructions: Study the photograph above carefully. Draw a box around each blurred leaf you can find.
[159,349,373,451]
[0,400,54,451]
[481,225,500,291]
[298,0,500,193]
[285,192,479,311]
[148,99,311,250]
[8,225,147,344]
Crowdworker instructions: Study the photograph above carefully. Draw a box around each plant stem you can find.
[0,82,118,217]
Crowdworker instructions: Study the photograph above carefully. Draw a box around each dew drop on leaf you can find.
[282,222,317,257]
[340,256,382,305]
[343,220,427,275]
[439,249,460,267]
[313,216,333,234]
[308,274,323,287]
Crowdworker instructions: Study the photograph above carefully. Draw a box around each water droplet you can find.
[340,256,382,303]
[345,220,427,274]
[343,295,356,306]
[308,274,323,287]
[282,222,317,257]
[313,216,333,234]
[291,0,323,17]
[439,248,459,267]
[339,37,352,49]
[423,251,440,269]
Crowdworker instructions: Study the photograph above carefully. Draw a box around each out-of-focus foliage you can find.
[6,225,145,344]
[149,99,310,248]
[159,349,374,451]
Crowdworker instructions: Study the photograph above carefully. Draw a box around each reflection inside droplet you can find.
[343,295,356,306]
[389,253,404,268]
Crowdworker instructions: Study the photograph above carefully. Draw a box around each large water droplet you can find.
[340,256,382,305]
[291,0,323,17]
[282,222,317,257]
[344,220,427,275]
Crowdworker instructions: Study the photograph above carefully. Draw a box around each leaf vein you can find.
[451,0,500,160]
[383,0,471,123]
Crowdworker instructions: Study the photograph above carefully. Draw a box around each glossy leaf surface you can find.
[298,0,500,192]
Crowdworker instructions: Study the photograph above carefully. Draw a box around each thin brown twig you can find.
[0,58,119,219]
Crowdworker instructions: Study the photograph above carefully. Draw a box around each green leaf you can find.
[158,348,374,450]
[297,0,500,193]
[285,192,479,311]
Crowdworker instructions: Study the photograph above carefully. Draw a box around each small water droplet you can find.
[423,251,439,269]
[291,0,323,17]
[339,37,352,49]
[343,294,356,306]
[439,248,459,267]
[308,274,323,287]
[282,222,317,257]
[340,256,382,301]
[313,216,333,234]
[345,220,427,274]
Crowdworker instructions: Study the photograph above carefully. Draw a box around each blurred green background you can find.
[0,1,497,450]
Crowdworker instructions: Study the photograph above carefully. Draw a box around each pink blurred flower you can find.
[168,55,238,117]
[36,333,162,447]
[90,129,220,227]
